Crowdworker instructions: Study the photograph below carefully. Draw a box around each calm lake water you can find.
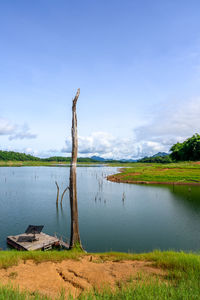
[1,166,200,253]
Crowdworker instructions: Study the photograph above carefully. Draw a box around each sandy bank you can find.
[0,256,165,299]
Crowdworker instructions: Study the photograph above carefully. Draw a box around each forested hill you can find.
[0,151,131,163]
[44,156,98,163]
[0,151,40,161]
[0,151,99,163]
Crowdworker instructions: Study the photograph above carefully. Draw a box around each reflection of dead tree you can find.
[122,192,126,202]
[55,181,60,205]
[61,187,69,205]
[69,88,82,249]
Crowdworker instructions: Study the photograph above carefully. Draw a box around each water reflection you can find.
[152,184,200,213]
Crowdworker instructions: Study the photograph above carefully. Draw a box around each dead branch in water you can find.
[55,181,59,205]
[60,186,69,205]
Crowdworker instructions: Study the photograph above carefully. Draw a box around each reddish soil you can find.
[107,175,200,185]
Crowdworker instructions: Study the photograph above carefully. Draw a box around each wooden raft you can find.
[7,232,69,251]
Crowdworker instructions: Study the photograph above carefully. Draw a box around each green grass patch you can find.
[108,162,200,184]
[0,284,63,299]
[76,279,200,300]
[0,250,84,269]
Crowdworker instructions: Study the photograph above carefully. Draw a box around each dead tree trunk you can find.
[69,88,82,249]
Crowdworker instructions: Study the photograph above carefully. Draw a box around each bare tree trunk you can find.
[69,88,82,249]
[55,181,59,205]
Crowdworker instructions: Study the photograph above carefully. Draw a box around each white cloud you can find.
[0,118,16,135]
[63,132,116,154]
[133,98,200,156]
[0,118,37,141]
[2,98,199,160]
[60,98,200,160]
[9,132,37,141]
[62,132,138,159]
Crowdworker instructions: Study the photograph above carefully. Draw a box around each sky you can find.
[1,0,200,159]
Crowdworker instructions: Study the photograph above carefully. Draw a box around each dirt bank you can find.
[0,256,166,299]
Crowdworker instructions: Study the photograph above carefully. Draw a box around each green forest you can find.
[139,133,200,163]
[0,151,99,163]
[170,133,200,161]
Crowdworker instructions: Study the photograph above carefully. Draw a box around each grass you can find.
[108,161,200,184]
[0,250,83,269]
[1,250,200,299]
[0,284,63,299]
[0,161,64,167]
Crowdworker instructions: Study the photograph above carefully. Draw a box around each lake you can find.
[0,166,200,253]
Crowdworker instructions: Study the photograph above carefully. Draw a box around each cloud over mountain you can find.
[133,98,200,155]
[61,98,200,159]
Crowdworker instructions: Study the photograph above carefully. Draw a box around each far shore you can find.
[0,160,102,167]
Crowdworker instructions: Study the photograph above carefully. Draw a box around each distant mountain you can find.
[91,156,106,162]
[152,152,169,157]
[119,159,138,162]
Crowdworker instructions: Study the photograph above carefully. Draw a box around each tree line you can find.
[170,133,200,161]
[0,151,98,163]
[0,151,132,164]
[139,133,200,163]
[0,151,39,161]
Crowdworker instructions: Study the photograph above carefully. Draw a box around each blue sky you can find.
[1,0,200,159]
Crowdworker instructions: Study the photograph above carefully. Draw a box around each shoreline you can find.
[107,163,200,186]
[0,161,103,167]
[107,174,200,185]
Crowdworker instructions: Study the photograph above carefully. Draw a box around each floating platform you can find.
[7,232,69,251]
